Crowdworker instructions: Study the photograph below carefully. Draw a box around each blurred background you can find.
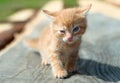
[0,0,120,21]
[0,0,120,50]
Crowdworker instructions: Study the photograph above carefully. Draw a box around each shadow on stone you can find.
[31,51,120,82]
[76,58,120,82]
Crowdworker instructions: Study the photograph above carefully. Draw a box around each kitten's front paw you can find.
[54,69,68,78]
[66,65,77,72]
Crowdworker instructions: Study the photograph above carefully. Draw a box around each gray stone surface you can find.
[0,13,120,83]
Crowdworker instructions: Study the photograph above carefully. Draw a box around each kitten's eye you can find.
[59,30,65,34]
[73,26,80,33]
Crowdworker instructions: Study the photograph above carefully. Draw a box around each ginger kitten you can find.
[25,5,91,78]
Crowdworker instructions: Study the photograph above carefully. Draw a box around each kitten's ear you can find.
[42,10,58,19]
[77,4,92,17]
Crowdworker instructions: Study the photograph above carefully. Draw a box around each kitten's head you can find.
[43,5,91,44]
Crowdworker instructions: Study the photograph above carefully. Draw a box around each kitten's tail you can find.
[24,38,39,49]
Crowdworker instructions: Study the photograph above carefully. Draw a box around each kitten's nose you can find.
[66,33,73,42]
[67,37,73,42]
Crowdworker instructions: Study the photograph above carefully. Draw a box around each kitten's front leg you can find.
[50,54,68,78]
[65,52,78,72]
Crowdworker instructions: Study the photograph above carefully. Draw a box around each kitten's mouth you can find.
[63,40,74,44]
[68,39,73,42]
[62,38,76,44]
[67,40,75,44]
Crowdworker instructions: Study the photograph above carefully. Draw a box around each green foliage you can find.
[0,0,49,21]
[0,0,79,21]
[63,0,78,8]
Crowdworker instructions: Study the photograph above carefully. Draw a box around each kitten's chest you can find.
[57,42,79,56]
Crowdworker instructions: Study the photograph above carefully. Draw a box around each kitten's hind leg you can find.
[41,59,49,65]
[40,53,49,65]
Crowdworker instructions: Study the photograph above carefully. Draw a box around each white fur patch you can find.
[63,38,67,42]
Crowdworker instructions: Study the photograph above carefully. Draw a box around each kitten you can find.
[25,5,91,78]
